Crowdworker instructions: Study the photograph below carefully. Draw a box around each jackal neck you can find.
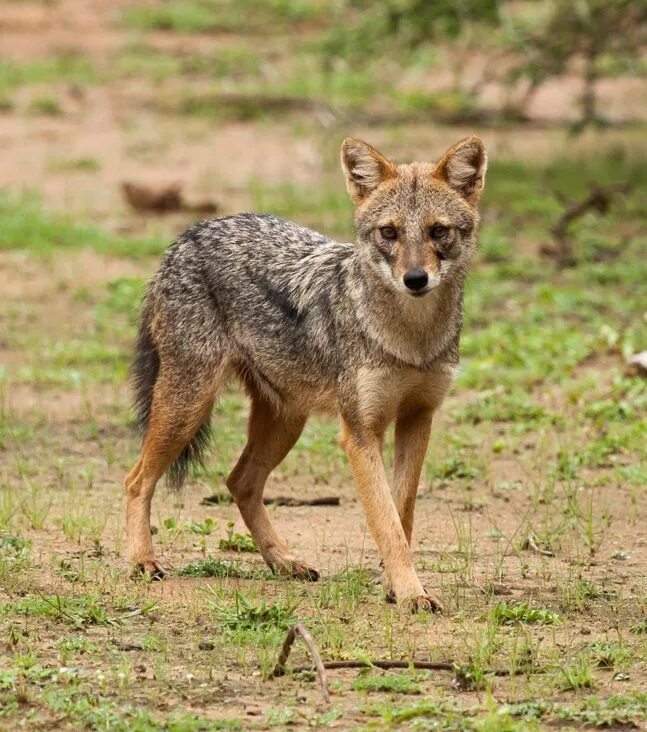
[350,254,463,369]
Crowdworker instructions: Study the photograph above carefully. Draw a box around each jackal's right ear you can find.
[341,138,397,205]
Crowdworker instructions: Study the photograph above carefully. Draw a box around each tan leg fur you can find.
[393,406,434,546]
[340,419,441,612]
[124,370,218,576]
[226,395,318,580]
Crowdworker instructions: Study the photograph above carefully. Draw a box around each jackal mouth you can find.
[408,289,430,298]
[405,278,441,297]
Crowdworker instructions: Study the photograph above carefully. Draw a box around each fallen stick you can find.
[286,659,454,673]
[200,494,340,507]
[286,659,528,677]
[264,496,340,507]
[270,625,538,702]
[523,534,555,557]
[271,624,330,704]
[112,641,144,652]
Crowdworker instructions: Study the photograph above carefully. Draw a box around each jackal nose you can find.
[403,268,429,291]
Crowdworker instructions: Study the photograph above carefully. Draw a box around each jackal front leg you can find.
[341,420,440,612]
[393,407,433,546]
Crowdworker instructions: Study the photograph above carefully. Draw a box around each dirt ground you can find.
[1,2,646,730]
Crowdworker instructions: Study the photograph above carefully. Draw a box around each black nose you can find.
[403,268,429,291]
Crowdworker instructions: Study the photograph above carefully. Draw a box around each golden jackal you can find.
[125,136,487,611]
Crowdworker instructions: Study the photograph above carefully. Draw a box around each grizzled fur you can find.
[126,136,487,610]
[134,210,464,454]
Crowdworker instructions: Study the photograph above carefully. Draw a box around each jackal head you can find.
[341,136,487,297]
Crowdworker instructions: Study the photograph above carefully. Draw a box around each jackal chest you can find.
[352,365,456,426]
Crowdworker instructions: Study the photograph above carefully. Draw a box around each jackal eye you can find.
[430,225,448,239]
[379,225,397,240]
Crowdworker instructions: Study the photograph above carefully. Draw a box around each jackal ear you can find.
[341,138,397,204]
[434,136,487,205]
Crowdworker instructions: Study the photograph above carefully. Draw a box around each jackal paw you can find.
[414,593,443,614]
[272,558,320,582]
[133,559,166,581]
[290,562,320,582]
[385,588,443,614]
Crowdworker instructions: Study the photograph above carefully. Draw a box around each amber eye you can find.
[430,225,448,238]
[379,225,397,240]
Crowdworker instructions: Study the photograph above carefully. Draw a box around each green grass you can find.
[114,42,261,85]
[488,601,562,626]
[27,96,63,116]
[122,2,227,34]
[48,157,101,173]
[0,191,164,258]
[207,590,298,632]
[219,523,257,553]
[0,55,98,92]
[2,595,114,628]
[352,670,423,694]
[121,0,339,34]
[177,557,270,579]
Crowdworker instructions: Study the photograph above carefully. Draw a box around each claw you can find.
[271,558,320,582]
[414,594,443,614]
[385,587,443,613]
[291,563,320,582]
[134,559,166,581]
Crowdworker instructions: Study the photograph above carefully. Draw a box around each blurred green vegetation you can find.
[0,192,164,259]
[115,0,645,126]
[2,1,642,125]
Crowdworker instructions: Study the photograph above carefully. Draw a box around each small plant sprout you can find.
[219,522,257,553]
[488,601,562,626]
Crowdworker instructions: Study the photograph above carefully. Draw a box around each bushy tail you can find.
[131,303,212,490]
[167,419,213,490]
[131,304,160,439]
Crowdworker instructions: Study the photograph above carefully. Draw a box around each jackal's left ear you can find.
[434,136,487,205]
[341,138,397,204]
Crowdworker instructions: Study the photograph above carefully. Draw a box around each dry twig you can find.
[523,534,555,557]
[271,624,330,704]
[264,496,340,507]
[544,182,631,268]
[201,493,340,507]
[270,625,538,702]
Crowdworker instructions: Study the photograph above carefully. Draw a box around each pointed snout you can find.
[403,268,429,292]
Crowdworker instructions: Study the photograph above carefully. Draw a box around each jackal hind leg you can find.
[124,368,219,578]
[227,396,317,580]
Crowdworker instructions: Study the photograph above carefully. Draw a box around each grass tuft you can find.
[178,557,270,580]
[488,601,561,626]
[207,590,298,632]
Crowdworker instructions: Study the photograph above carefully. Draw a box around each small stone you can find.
[611,551,631,561]
[628,350,647,374]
